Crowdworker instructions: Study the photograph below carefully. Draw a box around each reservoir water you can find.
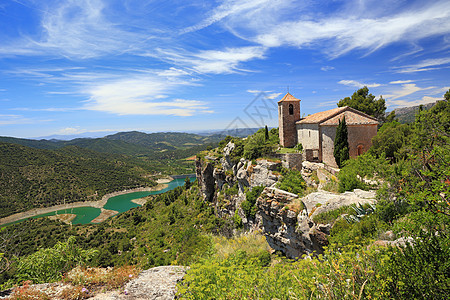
[5,176,195,226]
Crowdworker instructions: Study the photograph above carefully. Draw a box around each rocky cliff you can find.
[195,142,377,259]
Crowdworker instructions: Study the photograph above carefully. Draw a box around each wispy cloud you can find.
[393,57,450,73]
[384,83,435,101]
[338,80,381,88]
[180,0,273,34]
[193,0,450,58]
[0,0,145,59]
[0,114,51,125]
[154,46,266,74]
[389,80,414,84]
[82,75,212,116]
[321,66,335,71]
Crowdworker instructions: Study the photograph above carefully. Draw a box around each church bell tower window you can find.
[289,104,294,115]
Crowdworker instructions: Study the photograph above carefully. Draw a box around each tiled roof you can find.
[278,92,301,103]
[296,106,378,125]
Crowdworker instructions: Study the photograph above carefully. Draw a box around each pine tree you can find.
[334,116,349,168]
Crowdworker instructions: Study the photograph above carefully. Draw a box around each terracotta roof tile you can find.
[296,107,346,124]
[278,92,301,103]
[296,106,378,125]
[321,110,379,125]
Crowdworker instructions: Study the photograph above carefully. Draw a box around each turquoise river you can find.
[6,176,195,226]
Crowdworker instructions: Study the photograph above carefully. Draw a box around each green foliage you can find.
[241,127,279,160]
[233,210,243,228]
[295,143,303,152]
[337,154,387,192]
[15,237,98,284]
[369,120,411,161]
[0,142,158,218]
[312,205,355,224]
[241,186,264,219]
[333,116,349,168]
[337,86,387,123]
[329,214,387,245]
[380,230,450,299]
[276,169,306,195]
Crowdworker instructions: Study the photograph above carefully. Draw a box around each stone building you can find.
[278,93,378,167]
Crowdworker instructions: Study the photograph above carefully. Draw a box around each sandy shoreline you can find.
[0,183,169,226]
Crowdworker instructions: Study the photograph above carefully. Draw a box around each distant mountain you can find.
[104,131,222,148]
[192,127,261,138]
[389,102,437,124]
[0,142,156,218]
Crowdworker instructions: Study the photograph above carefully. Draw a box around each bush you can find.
[15,237,98,284]
[276,169,306,195]
[241,186,264,219]
[379,230,450,299]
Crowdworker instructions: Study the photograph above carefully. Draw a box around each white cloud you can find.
[194,0,450,58]
[58,127,82,135]
[321,66,335,71]
[156,46,266,74]
[338,80,381,88]
[0,0,144,59]
[384,83,434,101]
[393,57,450,73]
[181,0,273,34]
[389,80,414,84]
[0,114,51,125]
[389,96,442,108]
[83,75,212,116]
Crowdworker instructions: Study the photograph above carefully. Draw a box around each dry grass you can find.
[286,198,306,213]
[65,265,140,289]
[10,281,50,300]
[211,231,269,259]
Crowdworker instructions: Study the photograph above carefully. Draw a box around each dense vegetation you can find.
[0,91,449,298]
[0,143,156,218]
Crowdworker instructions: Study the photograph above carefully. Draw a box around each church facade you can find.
[278,93,378,167]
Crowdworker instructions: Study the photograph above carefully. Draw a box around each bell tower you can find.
[278,92,301,147]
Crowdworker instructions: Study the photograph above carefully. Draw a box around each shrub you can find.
[379,230,450,299]
[276,169,306,196]
[241,186,264,219]
[15,237,98,284]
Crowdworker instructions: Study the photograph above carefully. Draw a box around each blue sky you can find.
[0,0,449,138]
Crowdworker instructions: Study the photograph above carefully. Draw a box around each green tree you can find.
[338,86,387,123]
[264,125,269,141]
[334,116,349,168]
[369,120,411,162]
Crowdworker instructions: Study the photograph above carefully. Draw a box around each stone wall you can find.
[321,124,378,167]
[296,123,320,150]
[272,153,302,170]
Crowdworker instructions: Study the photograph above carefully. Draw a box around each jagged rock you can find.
[303,189,377,220]
[220,142,235,170]
[257,188,321,258]
[195,159,215,202]
[213,168,226,190]
[249,160,281,187]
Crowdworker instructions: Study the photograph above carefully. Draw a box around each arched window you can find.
[288,104,294,115]
[357,144,364,156]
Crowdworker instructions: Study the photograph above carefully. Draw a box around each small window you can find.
[288,104,294,115]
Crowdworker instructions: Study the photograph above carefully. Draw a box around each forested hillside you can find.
[0,143,156,218]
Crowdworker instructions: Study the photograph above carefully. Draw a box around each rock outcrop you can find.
[256,187,377,259]
[257,188,328,258]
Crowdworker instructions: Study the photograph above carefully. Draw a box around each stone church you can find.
[278,93,378,167]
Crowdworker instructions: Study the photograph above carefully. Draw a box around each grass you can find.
[277,147,298,154]
[312,205,354,224]
[211,231,269,260]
